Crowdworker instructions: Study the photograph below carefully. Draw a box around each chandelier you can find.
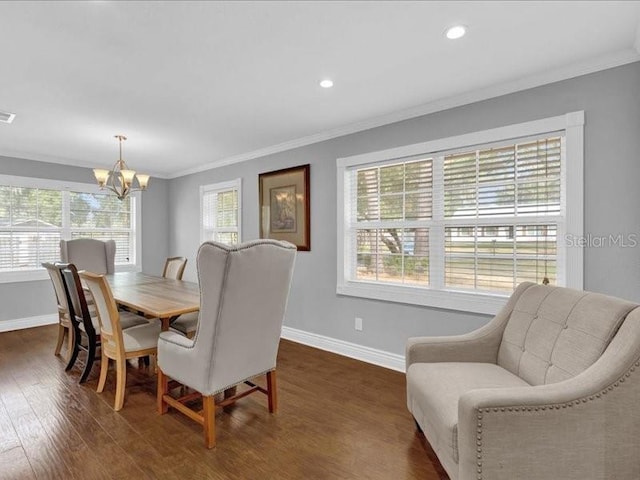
[93,135,150,200]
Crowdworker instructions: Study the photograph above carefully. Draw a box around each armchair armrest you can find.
[406,282,535,369]
[457,307,640,480]
[159,330,194,348]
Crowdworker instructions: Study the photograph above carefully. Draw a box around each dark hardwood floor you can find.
[0,325,448,480]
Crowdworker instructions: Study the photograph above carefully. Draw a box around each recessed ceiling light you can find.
[0,110,16,124]
[445,25,467,40]
[320,79,334,89]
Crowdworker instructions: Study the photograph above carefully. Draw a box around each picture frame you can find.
[259,164,310,251]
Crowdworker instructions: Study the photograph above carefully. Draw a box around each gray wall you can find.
[169,62,640,356]
[0,156,170,321]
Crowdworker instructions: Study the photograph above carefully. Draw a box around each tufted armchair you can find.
[406,282,640,480]
[157,239,297,448]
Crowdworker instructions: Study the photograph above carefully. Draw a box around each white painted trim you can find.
[169,49,638,179]
[0,150,171,179]
[0,174,142,282]
[336,112,584,314]
[337,282,506,316]
[635,23,640,55]
[199,178,242,244]
[281,326,405,372]
[564,112,585,290]
[336,112,577,168]
[0,313,58,333]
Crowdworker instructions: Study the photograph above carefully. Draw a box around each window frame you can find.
[199,178,242,244]
[336,112,584,315]
[0,174,142,284]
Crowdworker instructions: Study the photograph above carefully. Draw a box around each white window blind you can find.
[69,192,135,264]
[200,179,241,244]
[442,136,562,293]
[0,187,62,271]
[0,175,141,282]
[352,159,432,286]
[337,112,584,315]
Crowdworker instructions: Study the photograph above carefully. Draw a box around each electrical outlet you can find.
[355,317,363,331]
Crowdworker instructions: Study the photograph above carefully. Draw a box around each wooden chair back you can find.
[162,256,187,280]
[78,271,123,357]
[60,264,96,338]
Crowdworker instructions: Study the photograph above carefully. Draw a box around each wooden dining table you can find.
[106,272,200,331]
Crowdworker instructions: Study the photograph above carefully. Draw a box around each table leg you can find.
[160,317,171,331]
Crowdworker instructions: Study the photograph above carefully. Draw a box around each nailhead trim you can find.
[474,357,640,479]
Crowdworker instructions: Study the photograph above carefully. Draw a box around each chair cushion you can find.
[406,362,529,465]
[78,310,149,334]
[122,322,161,352]
[171,312,198,335]
[120,311,152,330]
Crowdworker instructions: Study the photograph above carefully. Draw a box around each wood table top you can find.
[106,272,200,319]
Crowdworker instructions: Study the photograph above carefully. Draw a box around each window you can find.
[337,112,584,314]
[0,175,141,283]
[200,179,242,244]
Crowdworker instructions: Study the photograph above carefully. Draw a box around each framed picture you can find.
[259,164,310,251]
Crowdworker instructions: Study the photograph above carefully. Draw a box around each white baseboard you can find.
[1,316,407,372]
[281,326,405,372]
[0,313,58,333]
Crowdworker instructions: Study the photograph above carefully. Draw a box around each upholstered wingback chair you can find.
[60,238,116,274]
[157,239,297,448]
[406,282,640,480]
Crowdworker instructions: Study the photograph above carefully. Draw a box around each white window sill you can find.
[0,264,141,284]
[336,281,508,315]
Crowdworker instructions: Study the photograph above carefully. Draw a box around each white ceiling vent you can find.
[0,111,16,124]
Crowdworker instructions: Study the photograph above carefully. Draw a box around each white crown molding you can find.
[0,313,58,333]
[0,149,171,180]
[169,48,640,179]
[281,325,405,372]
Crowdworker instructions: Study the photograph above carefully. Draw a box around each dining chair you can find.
[60,264,149,383]
[162,256,187,280]
[157,239,297,448]
[42,262,73,359]
[60,238,116,274]
[162,256,197,338]
[79,270,161,411]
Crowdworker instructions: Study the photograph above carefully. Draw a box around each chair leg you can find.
[66,327,75,359]
[54,324,66,356]
[65,329,80,372]
[203,395,216,449]
[114,358,127,411]
[97,352,109,393]
[79,339,96,384]
[266,370,277,413]
[157,368,169,415]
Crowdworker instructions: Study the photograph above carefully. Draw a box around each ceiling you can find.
[0,1,638,179]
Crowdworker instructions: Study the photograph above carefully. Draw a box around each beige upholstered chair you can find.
[161,256,198,337]
[157,240,297,448]
[80,271,160,411]
[162,256,187,280]
[60,238,116,274]
[42,262,73,358]
[406,282,640,480]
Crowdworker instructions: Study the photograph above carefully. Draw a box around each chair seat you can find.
[78,310,150,334]
[406,362,529,465]
[121,321,162,352]
[171,312,198,335]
